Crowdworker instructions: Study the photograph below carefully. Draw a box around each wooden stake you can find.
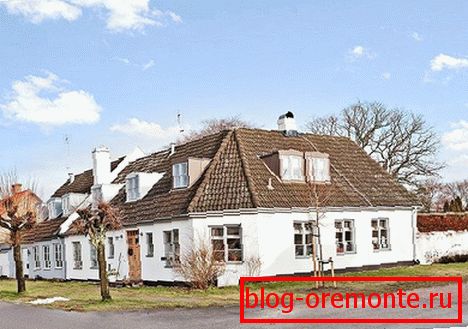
[330,257,336,288]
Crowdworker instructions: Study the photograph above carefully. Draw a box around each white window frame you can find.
[173,162,189,188]
[280,155,304,181]
[307,155,330,182]
[54,243,63,268]
[62,194,71,215]
[90,243,98,269]
[163,229,180,266]
[372,218,390,251]
[43,245,51,269]
[32,246,40,269]
[108,237,115,259]
[126,174,140,202]
[294,222,314,258]
[48,198,62,219]
[72,242,82,270]
[210,225,243,263]
[146,232,154,257]
[335,219,356,255]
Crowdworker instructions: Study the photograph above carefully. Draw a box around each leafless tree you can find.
[306,102,444,187]
[173,240,225,290]
[445,180,468,210]
[416,179,468,212]
[73,202,122,301]
[0,171,40,293]
[178,116,255,144]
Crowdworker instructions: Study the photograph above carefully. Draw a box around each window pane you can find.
[226,226,240,236]
[227,238,241,249]
[211,227,223,237]
[228,250,242,261]
[212,240,224,251]
[336,242,344,253]
[294,234,303,245]
[295,245,304,256]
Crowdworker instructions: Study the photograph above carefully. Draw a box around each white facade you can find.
[57,207,417,286]
[415,230,468,264]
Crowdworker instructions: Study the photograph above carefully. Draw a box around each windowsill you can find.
[44,268,51,271]
[226,261,244,265]
[373,248,391,253]
[108,257,114,260]
[295,256,313,259]
[336,251,357,256]
[55,266,63,269]
[34,268,40,271]
[73,268,82,270]
[90,267,98,270]
[282,179,306,184]
[146,255,154,258]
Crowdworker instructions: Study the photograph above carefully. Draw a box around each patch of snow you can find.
[28,297,70,305]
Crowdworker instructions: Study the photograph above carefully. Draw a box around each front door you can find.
[126,230,141,282]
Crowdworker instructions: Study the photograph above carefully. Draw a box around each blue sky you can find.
[0,1,467,198]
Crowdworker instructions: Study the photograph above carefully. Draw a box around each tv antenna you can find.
[64,134,71,173]
[177,112,185,133]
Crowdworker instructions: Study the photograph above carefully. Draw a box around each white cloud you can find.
[142,59,155,71]
[1,0,181,32]
[0,72,101,126]
[110,118,182,140]
[411,32,423,42]
[430,54,468,71]
[382,72,391,80]
[442,120,468,151]
[348,45,376,60]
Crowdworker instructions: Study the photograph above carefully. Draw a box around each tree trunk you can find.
[13,243,25,293]
[97,243,111,301]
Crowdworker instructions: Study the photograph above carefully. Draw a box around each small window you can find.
[210,225,243,262]
[72,242,82,270]
[163,229,180,266]
[372,219,390,250]
[173,163,189,188]
[335,219,355,254]
[108,237,115,259]
[308,155,330,182]
[281,155,304,181]
[62,195,70,215]
[90,243,98,269]
[48,198,62,219]
[146,233,154,257]
[54,243,63,268]
[126,175,140,201]
[294,222,314,257]
[43,245,51,269]
[33,246,40,269]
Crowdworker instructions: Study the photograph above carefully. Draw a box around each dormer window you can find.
[126,174,140,202]
[278,150,304,181]
[306,152,330,182]
[48,198,62,219]
[173,162,188,188]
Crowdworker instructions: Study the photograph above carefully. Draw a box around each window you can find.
[43,245,51,269]
[62,195,70,215]
[72,242,82,269]
[32,246,40,269]
[47,198,62,219]
[90,243,98,269]
[294,222,314,257]
[146,233,154,257]
[163,229,180,266]
[108,237,115,259]
[308,156,330,182]
[54,243,63,268]
[210,225,243,262]
[335,220,355,254]
[280,155,304,181]
[173,162,188,188]
[126,175,140,201]
[372,219,390,250]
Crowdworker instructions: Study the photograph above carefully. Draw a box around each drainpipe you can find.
[411,207,418,263]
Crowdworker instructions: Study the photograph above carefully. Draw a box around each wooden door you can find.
[126,230,141,282]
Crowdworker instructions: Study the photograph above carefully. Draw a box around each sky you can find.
[0,0,467,199]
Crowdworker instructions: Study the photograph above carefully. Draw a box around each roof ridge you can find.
[187,130,235,212]
[233,129,259,208]
[300,134,374,207]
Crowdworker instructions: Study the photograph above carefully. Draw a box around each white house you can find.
[59,112,419,286]
[9,112,420,286]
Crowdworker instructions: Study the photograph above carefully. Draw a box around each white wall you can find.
[26,239,66,280]
[0,249,12,277]
[415,230,468,264]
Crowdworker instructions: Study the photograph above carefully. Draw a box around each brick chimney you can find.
[11,183,22,194]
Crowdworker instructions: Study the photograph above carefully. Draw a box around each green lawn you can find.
[0,263,466,312]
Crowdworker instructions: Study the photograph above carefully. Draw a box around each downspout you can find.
[411,207,418,263]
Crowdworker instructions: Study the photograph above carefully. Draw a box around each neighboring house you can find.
[63,112,420,286]
[19,147,144,280]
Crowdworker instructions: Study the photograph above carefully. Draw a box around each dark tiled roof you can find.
[108,128,418,226]
[22,217,67,244]
[51,157,124,198]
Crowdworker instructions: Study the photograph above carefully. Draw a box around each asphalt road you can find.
[0,284,466,329]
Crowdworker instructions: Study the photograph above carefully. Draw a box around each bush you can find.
[436,254,468,264]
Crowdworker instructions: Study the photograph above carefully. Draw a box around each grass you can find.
[0,263,466,312]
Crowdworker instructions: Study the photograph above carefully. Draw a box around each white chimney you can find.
[68,173,75,184]
[277,111,297,135]
[92,146,111,185]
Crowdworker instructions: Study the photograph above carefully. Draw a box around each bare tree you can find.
[173,240,225,290]
[73,203,122,301]
[0,172,40,293]
[306,102,444,187]
[445,180,468,210]
[416,179,468,212]
[178,116,255,144]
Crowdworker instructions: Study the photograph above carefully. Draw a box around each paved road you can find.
[0,284,466,329]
